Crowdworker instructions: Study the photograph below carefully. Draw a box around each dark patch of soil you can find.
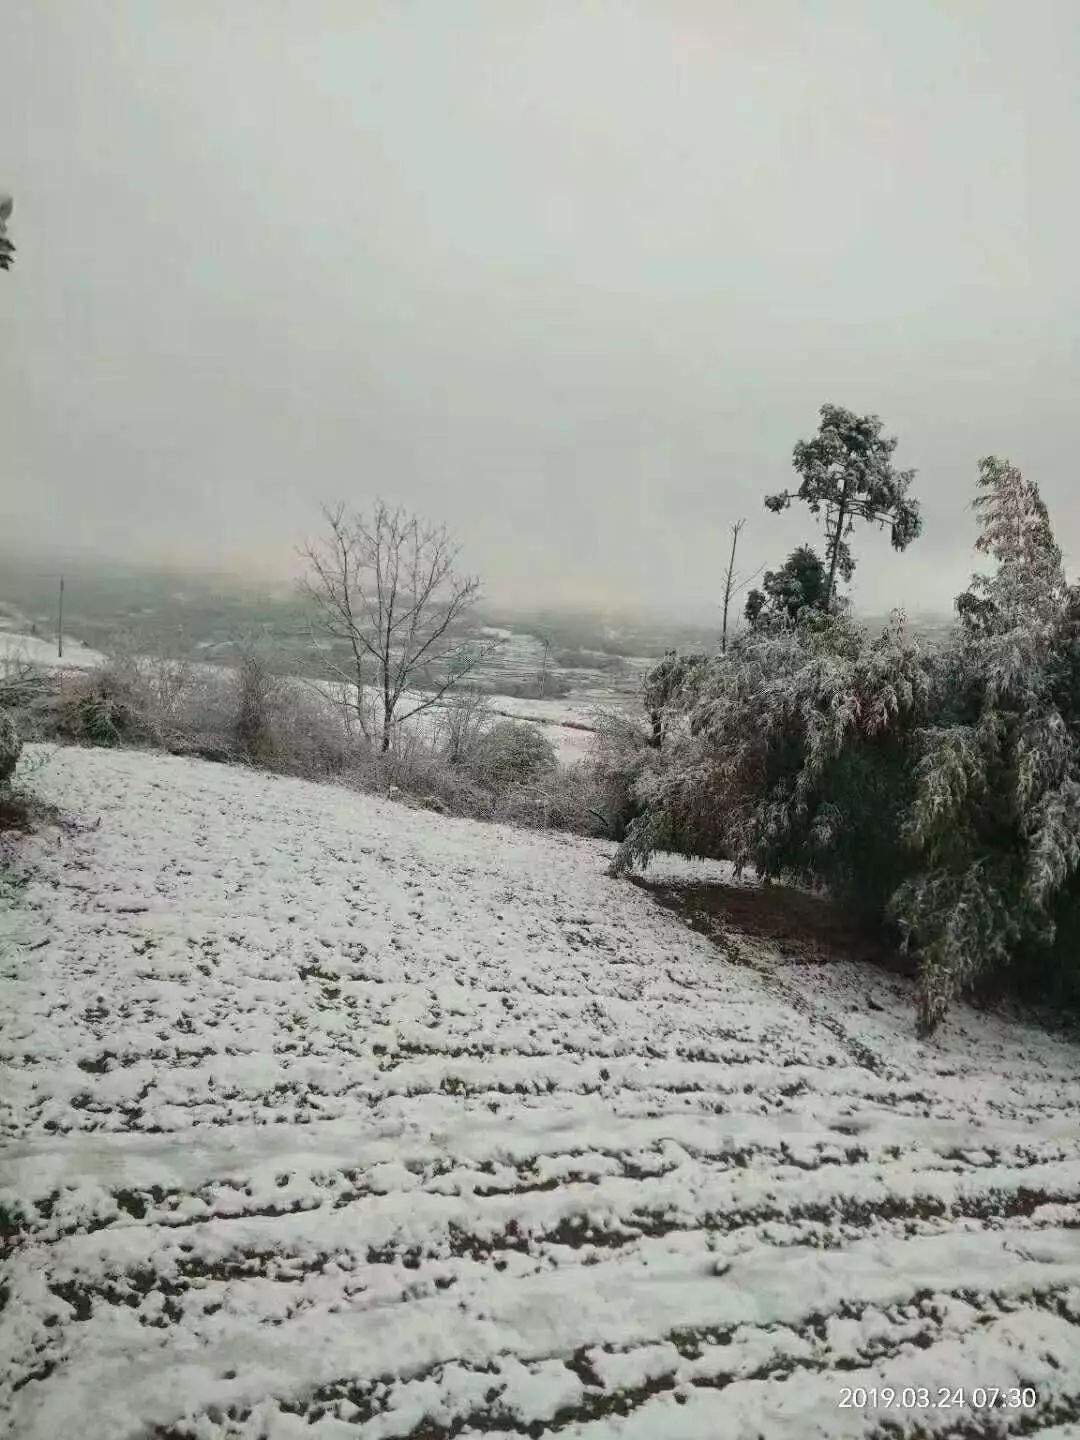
[632,876,916,975]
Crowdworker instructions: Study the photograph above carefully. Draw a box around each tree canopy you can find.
[0,194,15,271]
[893,457,1080,1032]
[765,404,922,605]
[744,545,829,627]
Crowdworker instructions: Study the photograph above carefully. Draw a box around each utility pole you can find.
[57,576,64,660]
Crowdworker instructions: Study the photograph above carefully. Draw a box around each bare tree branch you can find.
[300,500,499,751]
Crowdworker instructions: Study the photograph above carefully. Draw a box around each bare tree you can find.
[719,520,762,654]
[536,633,552,698]
[300,501,498,752]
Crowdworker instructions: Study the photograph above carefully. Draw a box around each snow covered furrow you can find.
[10,1105,1079,1202]
[3,748,1080,1437]
[5,1223,1080,1437]
[8,1133,1080,1251]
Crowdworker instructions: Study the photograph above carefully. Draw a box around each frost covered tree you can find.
[892,457,1080,1033]
[642,649,709,750]
[766,405,922,607]
[744,545,829,628]
[0,195,13,272]
[301,501,497,752]
[0,711,21,788]
[474,721,556,788]
[609,611,930,914]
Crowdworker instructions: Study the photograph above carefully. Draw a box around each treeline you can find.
[607,407,1080,1033]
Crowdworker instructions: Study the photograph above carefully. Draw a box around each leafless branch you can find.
[299,499,495,751]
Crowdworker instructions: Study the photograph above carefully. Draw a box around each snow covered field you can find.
[0,632,104,670]
[2,747,1080,1438]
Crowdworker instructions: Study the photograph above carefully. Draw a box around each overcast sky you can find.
[3,0,1078,615]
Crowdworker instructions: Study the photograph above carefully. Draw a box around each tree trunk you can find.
[381,689,393,752]
[721,522,743,654]
[825,484,850,609]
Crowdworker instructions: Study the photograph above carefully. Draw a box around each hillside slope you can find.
[2,748,1080,1438]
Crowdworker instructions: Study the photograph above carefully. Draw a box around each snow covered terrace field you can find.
[3,747,1080,1439]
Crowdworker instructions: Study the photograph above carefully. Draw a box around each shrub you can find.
[609,612,931,922]
[0,710,21,787]
[360,733,494,819]
[431,689,492,768]
[53,663,151,747]
[267,680,353,778]
[587,707,654,839]
[233,649,279,764]
[472,720,557,789]
[495,761,603,834]
[0,650,51,715]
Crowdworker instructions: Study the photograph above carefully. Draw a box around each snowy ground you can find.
[0,632,105,670]
[2,747,1080,1439]
[0,633,603,765]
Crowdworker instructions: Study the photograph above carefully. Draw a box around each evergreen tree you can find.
[0,195,13,271]
[766,404,922,606]
[744,545,829,627]
[609,610,928,905]
[892,457,1080,1033]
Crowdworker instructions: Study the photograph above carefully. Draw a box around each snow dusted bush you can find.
[0,709,21,787]
[54,655,154,748]
[495,760,602,834]
[892,458,1080,1032]
[265,680,353,777]
[471,720,557,789]
[609,612,931,922]
[0,650,50,717]
[430,688,492,767]
[587,706,655,839]
[233,648,279,764]
[352,709,606,835]
[641,650,709,748]
[41,644,350,777]
[53,650,230,754]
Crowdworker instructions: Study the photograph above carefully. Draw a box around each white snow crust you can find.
[2,746,1079,1438]
[0,633,105,671]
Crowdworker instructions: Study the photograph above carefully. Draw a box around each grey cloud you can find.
[3,0,1078,614]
